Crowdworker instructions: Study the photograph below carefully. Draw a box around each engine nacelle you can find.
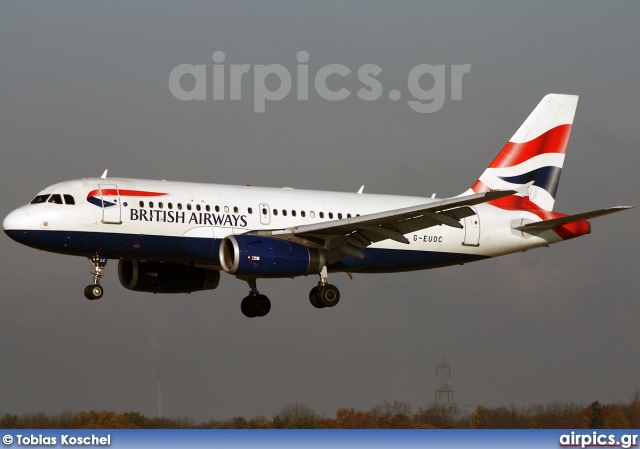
[219,235,324,277]
[118,260,220,293]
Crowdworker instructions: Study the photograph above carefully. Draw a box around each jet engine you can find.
[118,260,220,293]
[219,235,324,277]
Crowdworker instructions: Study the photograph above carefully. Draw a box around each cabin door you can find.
[99,184,122,224]
[462,208,480,247]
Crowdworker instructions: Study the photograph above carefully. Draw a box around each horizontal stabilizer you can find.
[513,206,633,232]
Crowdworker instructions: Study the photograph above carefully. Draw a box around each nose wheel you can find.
[84,255,107,300]
[84,284,104,300]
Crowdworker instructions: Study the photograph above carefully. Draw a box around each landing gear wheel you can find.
[84,284,103,300]
[309,287,324,309]
[316,284,340,308]
[253,294,271,317]
[241,296,257,318]
[85,254,107,300]
[241,294,272,318]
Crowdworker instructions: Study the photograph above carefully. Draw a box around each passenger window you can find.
[177,203,182,210]
[149,201,154,208]
[261,208,267,215]
[215,206,220,212]
[187,204,191,211]
[301,211,306,217]
[63,195,75,205]
[168,203,173,210]
[48,194,63,204]
[31,194,50,204]
[282,210,287,216]
[224,206,229,213]
[273,209,278,216]
[347,213,351,218]
[319,212,324,218]
[248,207,253,214]
[328,212,333,219]
[159,202,163,209]
[310,211,315,218]
[234,206,238,213]
[206,205,210,212]
[139,201,144,207]
[291,210,296,217]
[338,213,342,219]
[196,204,201,211]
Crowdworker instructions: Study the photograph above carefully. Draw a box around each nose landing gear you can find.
[84,255,107,300]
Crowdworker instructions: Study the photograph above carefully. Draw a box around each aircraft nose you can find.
[3,209,30,233]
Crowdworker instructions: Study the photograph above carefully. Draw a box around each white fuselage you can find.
[3,177,562,274]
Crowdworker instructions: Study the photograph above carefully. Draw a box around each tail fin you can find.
[463,94,579,211]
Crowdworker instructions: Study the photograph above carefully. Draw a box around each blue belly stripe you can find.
[4,229,487,272]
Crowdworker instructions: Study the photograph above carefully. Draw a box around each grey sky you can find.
[1,1,638,421]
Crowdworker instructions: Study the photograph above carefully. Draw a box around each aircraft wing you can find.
[251,190,515,261]
[512,206,633,232]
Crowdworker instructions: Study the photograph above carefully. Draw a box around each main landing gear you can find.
[84,255,107,300]
[240,277,271,318]
[239,268,342,318]
[308,266,340,309]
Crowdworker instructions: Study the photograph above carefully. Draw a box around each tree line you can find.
[2,394,640,429]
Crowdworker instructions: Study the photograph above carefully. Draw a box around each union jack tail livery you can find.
[465,93,578,212]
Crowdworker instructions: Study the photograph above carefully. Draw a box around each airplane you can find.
[3,94,632,318]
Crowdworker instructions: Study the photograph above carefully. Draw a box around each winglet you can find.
[357,185,364,194]
[101,169,108,179]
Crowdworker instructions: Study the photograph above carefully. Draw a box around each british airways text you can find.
[129,208,248,227]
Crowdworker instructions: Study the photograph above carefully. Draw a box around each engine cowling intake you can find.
[220,235,324,277]
[118,260,220,293]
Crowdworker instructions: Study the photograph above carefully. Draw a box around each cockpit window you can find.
[48,194,63,204]
[30,193,75,205]
[31,194,51,204]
